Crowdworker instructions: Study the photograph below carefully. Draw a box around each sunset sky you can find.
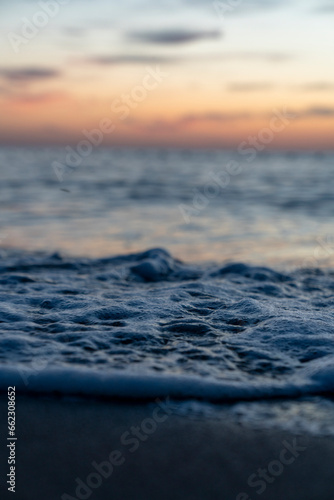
[1,0,334,149]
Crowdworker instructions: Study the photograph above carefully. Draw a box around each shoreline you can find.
[1,395,334,500]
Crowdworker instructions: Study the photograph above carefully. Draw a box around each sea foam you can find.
[0,248,334,404]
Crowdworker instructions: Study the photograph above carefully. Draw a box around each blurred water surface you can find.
[0,147,333,267]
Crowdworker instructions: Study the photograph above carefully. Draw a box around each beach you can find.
[1,395,334,500]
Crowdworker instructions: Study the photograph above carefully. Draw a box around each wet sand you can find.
[1,395,334,500]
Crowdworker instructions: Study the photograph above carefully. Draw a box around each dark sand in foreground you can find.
[1,396,334,500]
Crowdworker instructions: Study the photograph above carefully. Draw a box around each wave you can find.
[1,247,334,402]
[1,357,334,402]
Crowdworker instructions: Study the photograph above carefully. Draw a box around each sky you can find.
[0,0,334,150]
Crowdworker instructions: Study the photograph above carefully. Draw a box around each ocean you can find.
[1,147,333,267]
[1,146,334,435]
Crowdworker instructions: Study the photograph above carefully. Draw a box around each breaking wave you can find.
[1,248,334,404]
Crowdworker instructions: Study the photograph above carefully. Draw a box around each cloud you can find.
[85,54,176,65]
[127,28,221,45]
[218,52,292,62]
[301,106,334,117]
[179,112,251,124]
[7,91,68,105]
[314,1,334,13]
[142,105,334,131]
[0,67,60,83]
[116,106,334,125]
[227,82,274,92]
[299,83,334,91]
[133,112,255,134]
[84,50,291,67]
[136,112,253,134]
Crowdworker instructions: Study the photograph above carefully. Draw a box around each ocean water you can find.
[1,147,334,267]
[1,147,334,434]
